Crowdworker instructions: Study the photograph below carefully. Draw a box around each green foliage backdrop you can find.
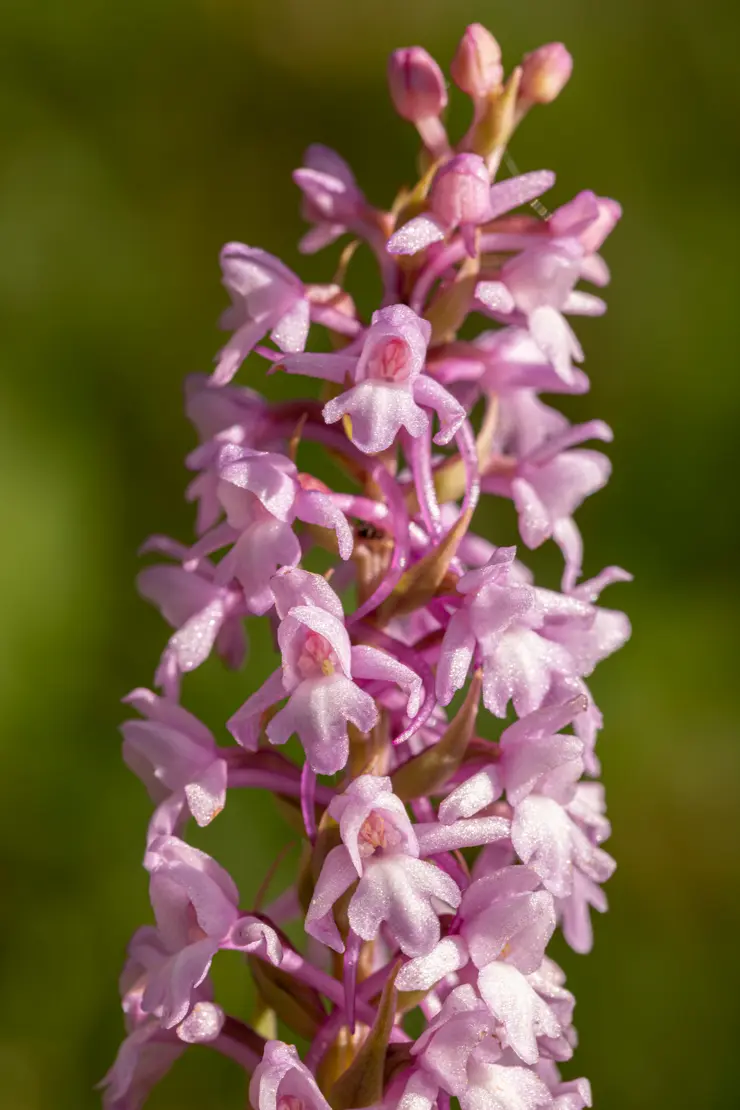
[1,2,738,1108]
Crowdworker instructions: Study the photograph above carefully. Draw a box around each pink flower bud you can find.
[519,42,573,105]
[450,23,503,98]
[388,46,448,122]
[429,154,491,228]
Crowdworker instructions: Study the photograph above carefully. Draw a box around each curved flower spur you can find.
[103,21,630,1110]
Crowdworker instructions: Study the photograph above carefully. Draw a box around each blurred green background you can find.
[1,1,738,1107]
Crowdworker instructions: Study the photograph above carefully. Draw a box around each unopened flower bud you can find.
[450,23,503,99]
[519,42,573,105]
[388,47,448,122]
[429,154,491,228]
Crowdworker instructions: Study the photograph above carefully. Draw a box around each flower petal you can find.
[350,644,424,717]
[227,669,286,750]
[413,375,467,446]
[478,962,560,1064]
[305,845,357,952]
[387,214,446,255]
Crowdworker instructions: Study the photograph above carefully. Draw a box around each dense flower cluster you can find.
[103,23,629,1110]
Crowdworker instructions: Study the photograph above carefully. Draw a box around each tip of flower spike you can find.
[450,23,503,99]
[387,46,448,122]
[519,42,573,105]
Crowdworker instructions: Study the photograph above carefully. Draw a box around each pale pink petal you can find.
[349,856,460,956]
[212,319,266,385]
[184,372,266,441]
[545,605,631,676]
[412,374,467,445]
[557,869,608,954]
[483,628,573,718]
[478,962,561,1064]
[415,986,493,1093]
[142,938,219,1027]
[99,1021,184,1110]
[270,567,345,620]
[501,698,588,747]
[522,456,610,550]
[549,192,621,254]
[167,597,229,673]
[548,191,600,240]
[569,565,632,604]
[562,291,606,316]
[220,520,301,614]
[527,420,612,466]
[462,875,555,974]
[552,517,583,593]
[184,759,227,827]
[436,610,476,705]
[488,171,556,221]
[148,793,189,843]
[122,688,214,749]
[229,917,284,965]
[137,565,219,631]
[501,731,583,808]
[268,675,377,774]
[528,306,580,385]
[511,477,551,549]
[387,214,446,255]
[299,222,344,254]
[121,717,187,796]
[396,935,469,991]
[303,143,358,187]
[462,1062,552,1110]
[146,836,240,921]
[218,449,298,522]
[551,1077,592,1110]
[580,253,610,286]
[511,795,575,899]
[398,1070,440,1110]
[476,280,517,314]
[304,844,357,952]
[281,351,358,384]
[227,669,286,750]
[324,380,429,454]
[295,489,354,560]
[416,816,510,856]
[439,767,502,824]
[185,521,238,565]
[350,644,424,716]
[250,1040,332,1110]
[270,297,310,353]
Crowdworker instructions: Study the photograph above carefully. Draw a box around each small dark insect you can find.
[356,522,384,541]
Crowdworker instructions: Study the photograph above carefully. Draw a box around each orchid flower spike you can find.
[108,21,629,1110]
